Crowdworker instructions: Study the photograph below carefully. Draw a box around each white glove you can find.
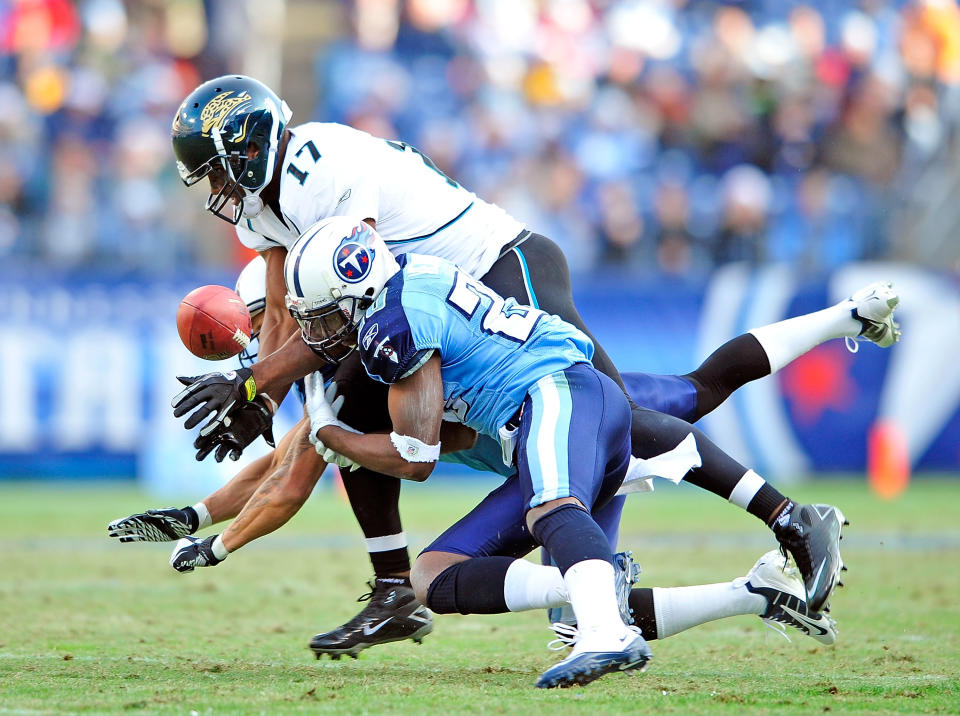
[321,446,362,472]
[304,374,360,449]
[304,375,344,444]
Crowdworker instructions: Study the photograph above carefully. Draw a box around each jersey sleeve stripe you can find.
[384,201,475,244]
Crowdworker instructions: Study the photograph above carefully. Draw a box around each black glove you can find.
[192,395,276,462]
[107,507,199,542]
[170,535,226,572]
[171,369,256,432]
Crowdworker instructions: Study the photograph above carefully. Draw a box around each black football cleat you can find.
[772,503,847,613]
[309,579,433,659]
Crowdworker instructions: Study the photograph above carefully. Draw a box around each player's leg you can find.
[412,477,556,612]
[482,235,846,611]
[308,353,430,658]
[522,366,650,687]
[419,366,648,687]
[627,551,837,646]
[680,281,901,421]
[415,480,835,648]
[629,405,846,611]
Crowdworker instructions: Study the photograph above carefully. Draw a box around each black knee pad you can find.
[424,558,513,615]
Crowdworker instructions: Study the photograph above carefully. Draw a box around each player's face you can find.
[205,162,243,219]
[295,302,359,364]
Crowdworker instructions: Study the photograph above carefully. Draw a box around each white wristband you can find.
[390,431,440,463]
[192,502,212,530]
[211,535,230,560]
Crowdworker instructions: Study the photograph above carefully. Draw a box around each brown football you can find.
[176,285,252,360]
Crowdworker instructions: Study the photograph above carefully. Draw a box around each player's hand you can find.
[107,507,199,542]
[304,376,349,444]
[170,535,227,572]
[171,369,257,433]
[320,446,362,472]
[192,396,276,462]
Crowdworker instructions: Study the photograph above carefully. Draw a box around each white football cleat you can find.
[536,625,652,688]
[844,281,901,351]
[737,550,838,645]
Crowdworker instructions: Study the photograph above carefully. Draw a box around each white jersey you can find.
[236,122,525,278]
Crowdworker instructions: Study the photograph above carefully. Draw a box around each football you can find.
[176,285,252,360]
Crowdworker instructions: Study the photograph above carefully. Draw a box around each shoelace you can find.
[356,581,377,604]
[546,623,644,652]
[547,623,579,651]
[760,618,793,644]
[779,529,813,584]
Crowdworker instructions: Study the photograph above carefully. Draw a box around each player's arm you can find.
[250,246,306,399]
[200,419,306,520]
[248,327,326,398]
[108,423,304,542]
[218,418,324,552]
[169,418,328,571]
[314,354,444,481]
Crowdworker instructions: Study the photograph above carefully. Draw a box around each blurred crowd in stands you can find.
[2,0,959,277]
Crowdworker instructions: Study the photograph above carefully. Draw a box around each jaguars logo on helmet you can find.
[200,91,253,136]
[171,75,292,224]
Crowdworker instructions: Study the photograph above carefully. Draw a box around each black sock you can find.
[628,588,658,639]
[425,557,514,614]
[753,488,791,527]
[682,334,771,422]
[767,498,796,530]
[340,467,411,577]
[369,550,412,579]
[529,503,611,574]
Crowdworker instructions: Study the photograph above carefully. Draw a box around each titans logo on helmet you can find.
[333,229,376,283]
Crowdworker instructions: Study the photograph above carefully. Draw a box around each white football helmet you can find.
[234,256,267,367]
[235,255,267,317]
[284,216,399,363]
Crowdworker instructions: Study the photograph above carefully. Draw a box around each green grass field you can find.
[1,477,958,714]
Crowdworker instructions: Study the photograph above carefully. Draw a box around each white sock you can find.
[749,303,860,373]
[503,559,568,611]
[564,559,627,633]
[652,582,767,639]
[364,532,407,553]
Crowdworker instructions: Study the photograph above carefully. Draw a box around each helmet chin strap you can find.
[241,192,265,218]
[241,139,281,219]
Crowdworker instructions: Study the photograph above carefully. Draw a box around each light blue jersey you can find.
[357,254,594,439]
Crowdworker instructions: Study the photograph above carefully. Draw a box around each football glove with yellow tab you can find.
[171,369,258,432]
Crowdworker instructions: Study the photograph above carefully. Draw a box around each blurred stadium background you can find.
[1,0,959,492]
